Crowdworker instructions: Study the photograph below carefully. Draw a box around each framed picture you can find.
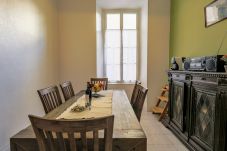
[205,0,227,27]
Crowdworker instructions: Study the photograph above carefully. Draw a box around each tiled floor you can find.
[140,102,189,151]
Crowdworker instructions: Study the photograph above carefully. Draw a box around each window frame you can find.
[102,9,140,83]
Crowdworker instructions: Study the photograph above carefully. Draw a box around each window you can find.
[103,10,138,83]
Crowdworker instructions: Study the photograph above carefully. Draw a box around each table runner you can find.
[56,90,113,119]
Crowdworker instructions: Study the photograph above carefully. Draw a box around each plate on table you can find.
[92,93,104,98]
[71,105,86,112]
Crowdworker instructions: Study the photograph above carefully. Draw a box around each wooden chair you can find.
[130,80,142,105]
[37,86,63,114]
[90,78,108,90]
[28,115,114,151]
[132,85,148,121]
[60,81,75,101]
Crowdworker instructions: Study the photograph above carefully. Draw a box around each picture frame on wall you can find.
[205,0,227,27]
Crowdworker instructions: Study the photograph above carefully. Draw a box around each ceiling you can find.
[96,0,146,9]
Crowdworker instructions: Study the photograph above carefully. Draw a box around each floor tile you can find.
[147,134,173,145]
[175,144,190,151]
[140,102,189,151]
[147,144,177,151]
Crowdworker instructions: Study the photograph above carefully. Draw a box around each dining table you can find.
[10,90,147,151]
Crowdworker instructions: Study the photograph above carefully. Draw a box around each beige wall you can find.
[147,0,170,111]
[0,0,59,150]
[58,0,97,91]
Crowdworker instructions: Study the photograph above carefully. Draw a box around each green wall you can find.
[170,0,227,58]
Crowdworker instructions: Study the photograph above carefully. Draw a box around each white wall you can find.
[139,0,148,88]
[58,0,97,91]
[147,0,170,111]
[96,7,104,77]
[0,0,59,150]
[97,0,145,9]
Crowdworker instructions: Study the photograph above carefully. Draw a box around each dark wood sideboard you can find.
[163,70,227,151]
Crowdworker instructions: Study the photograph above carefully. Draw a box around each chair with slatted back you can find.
[130,80,142,105]
[60,81,75,101]
[132,85,148,121]
[28,115,114,151]
[37,86,63,114]
[90,78,108,90]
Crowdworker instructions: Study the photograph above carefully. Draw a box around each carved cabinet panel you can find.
[190,87,216,151]
[171,81,185,131]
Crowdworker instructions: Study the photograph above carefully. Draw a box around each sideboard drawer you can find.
[172,74,186,80]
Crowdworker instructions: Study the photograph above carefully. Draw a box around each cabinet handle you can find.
[218,92,226,101]
[201,77,206,80]
[220,91,226,95]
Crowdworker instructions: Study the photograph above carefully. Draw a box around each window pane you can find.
[123,48,136,64]
[106,65,120,81]
[104,11,138,82]
[123,47,136,81]
[106,48,120,65]
[105,30,121,47]
[123,30,137,47]
[123,13,137,29]
[123,64,136,81]
[107,14,120,29]
[105,29,121,81]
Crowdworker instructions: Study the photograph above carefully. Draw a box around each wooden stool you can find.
[152,85,169,121]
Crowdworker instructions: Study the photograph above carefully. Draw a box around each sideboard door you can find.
[190,85,216,151]
[215,91,227,151]
[171,81,185,132]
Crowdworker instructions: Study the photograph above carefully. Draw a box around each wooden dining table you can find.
[10,90,147,151]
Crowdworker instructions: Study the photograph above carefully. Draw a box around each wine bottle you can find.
[85,82,92,109]
[85,82,90,108]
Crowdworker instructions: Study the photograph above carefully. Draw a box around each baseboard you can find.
[0,144,10,151]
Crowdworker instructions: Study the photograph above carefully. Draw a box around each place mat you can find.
[56,90,113,119]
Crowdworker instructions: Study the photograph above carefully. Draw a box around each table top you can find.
[56,90,113,119]
[11,90,146,139]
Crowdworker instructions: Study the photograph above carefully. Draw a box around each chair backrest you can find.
[90,78,108,90]
[37,86,63,114]
[29,115,114,151]
[130,81,142,105]
[60,81,75,101]
[132,85,148,121]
